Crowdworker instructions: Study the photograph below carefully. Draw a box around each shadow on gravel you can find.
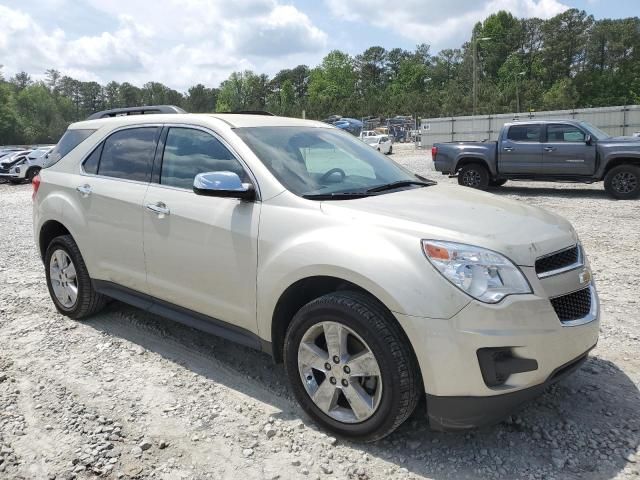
[490,184,610,199]
[88,303,640,480]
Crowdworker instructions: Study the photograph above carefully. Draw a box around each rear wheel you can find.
[458,163,490,190]
[44,235,108,319]
[604,165,640,199]
[388,146,393,155]
[284,291,421,442]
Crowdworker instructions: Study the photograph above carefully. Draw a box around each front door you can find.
[142,126,260,333]
[542,123,596,176]
[499,124,543,174]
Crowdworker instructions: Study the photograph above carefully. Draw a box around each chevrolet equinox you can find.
[33,107,600,441]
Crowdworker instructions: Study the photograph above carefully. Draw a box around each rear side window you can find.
[97,127,159,182]
[82,144,103,174]
[507,125,541,142]
[44,129,96,168]
[160,127,247,189]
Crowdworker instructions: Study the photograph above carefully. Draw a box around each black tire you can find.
[44,235,108,320]
[26,167,41,183]
[604,165,640,200]
[458,163,490,189]
[388,146,393,155]
[489,178,507,187]
[9,178,23,185]
[284,291,422,442]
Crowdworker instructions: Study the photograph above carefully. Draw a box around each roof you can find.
[70,113,330,130]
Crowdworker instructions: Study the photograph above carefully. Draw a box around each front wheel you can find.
[604,165,640,199]
[284,291,421,442]
[458,163,490,190]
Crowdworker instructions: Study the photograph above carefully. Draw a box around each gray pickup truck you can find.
[432,120,640,199]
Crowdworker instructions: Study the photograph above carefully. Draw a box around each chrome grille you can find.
[550,287,592,322]
[535,245,581,277]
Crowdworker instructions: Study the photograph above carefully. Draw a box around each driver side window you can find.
[160,128,247,189]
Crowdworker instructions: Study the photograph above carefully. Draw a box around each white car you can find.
[0,146,54,183]
[33,106,599,441]
[364,135,393,154]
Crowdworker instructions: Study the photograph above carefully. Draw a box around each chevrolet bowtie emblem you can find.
[579,269,592,285]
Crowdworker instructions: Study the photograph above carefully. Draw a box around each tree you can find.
[11,72,32,91]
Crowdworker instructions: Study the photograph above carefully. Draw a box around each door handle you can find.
[76,184,92,196]
[544,146,556,152]
[503,147,514,152]
[145,202,170,216]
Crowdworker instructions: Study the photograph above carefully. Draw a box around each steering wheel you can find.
[320,168,346,183]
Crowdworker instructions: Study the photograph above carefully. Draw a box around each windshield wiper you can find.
[366,180,434,193]
[302,192,371,200]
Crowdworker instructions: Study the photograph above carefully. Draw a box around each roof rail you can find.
[220,110,276,116]
[87,105,187,120]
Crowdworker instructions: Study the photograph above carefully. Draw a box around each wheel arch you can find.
[270,275,418,367]
[39,220,72,261]
[455,157,493,176]
[602,157,640,177]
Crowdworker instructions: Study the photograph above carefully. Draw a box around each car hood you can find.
[319,184,577,266]
[600,136,640,144]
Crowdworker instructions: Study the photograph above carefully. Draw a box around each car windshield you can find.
[579,122,609,141]
[235,126,420,197]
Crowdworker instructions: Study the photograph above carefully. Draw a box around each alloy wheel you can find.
[49,249,78,308]
[612,171,638,194]
[297,321,382,423]
[462,169,482,187]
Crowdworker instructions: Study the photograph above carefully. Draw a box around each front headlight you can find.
[422,240,531,303]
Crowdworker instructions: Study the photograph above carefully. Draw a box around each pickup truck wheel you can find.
[44,235,108,320]
[489,179,507,187]
[284,291,421,442]
[458,164,490,190]
[604,165,640,199]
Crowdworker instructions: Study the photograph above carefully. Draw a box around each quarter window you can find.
[98,127,158,182]
[507,125,542,142]
[160,128,247,190]
[547,124,586,143]
[44,128,96,168]
[82,144,102,174]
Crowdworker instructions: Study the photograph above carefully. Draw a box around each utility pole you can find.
[515,71,525,113]
[472,35,491,117]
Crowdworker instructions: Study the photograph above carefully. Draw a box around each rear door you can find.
[499,124,543,174]
[542,123,596,176]
[78,126,159,291]
[142,126,260,333]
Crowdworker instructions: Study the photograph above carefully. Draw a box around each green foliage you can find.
[1,8,638,145]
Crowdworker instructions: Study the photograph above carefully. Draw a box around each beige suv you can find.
[33,107,600,441]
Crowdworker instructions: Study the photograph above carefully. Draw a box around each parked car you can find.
[432,120,640,199]
[34,106,599,441]
[0,146,54,183]
[363,135,393,154]
[360,130,379,140]
[0,150,31,183]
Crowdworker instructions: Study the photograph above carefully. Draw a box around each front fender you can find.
[255,209,470,341]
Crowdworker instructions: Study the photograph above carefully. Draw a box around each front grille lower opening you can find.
[550,287,591,322]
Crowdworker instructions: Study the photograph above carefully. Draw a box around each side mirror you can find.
[585,134,592,145]
[193,171,255,200]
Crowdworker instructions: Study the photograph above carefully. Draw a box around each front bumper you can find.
[394,275,600,430]
[426,345,594,430]
[0,172,20,178]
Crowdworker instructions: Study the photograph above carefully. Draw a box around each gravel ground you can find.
[1,145,639,480]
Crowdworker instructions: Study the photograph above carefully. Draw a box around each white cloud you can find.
[325,0,569,48]
[0,1,327,90]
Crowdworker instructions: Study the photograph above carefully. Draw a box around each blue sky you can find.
[0,0,636,90]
